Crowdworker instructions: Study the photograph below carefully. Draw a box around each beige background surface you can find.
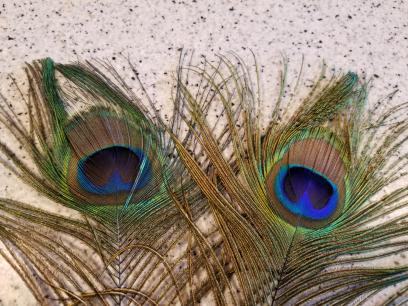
[1,0,408,305]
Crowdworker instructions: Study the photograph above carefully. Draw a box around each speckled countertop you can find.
[0,0,407,305]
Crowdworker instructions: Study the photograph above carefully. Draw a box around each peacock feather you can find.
[0,53,407,305]
[0,57,207,305]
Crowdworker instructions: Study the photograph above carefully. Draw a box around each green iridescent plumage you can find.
[0,54,407,305]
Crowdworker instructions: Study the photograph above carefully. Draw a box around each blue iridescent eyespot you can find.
[77,145,151,195]
[274,165,339,221]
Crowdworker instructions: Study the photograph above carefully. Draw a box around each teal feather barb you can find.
[0,54,407,305]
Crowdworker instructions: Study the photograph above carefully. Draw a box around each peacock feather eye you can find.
[19,57,168,211]
[266,133,347,229]
[77,146,149,194]
[65,112,160,206]
[277,165,338,216]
